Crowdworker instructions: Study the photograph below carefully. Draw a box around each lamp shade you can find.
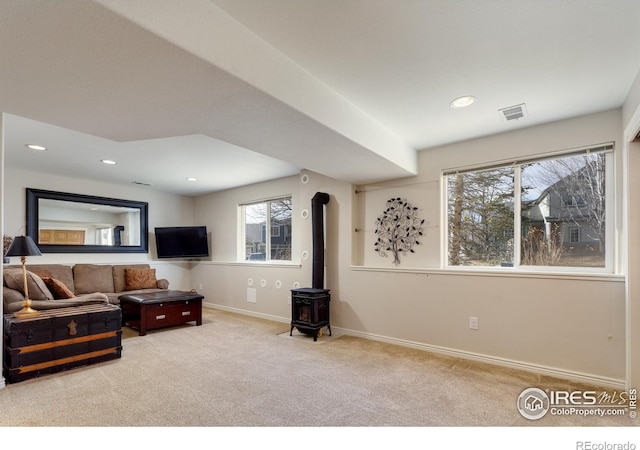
[5,235,42,257]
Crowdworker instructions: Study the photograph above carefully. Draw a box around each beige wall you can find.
[192,109,626,386]
[622,73,640,390]
[2,168,197,291]
[623,69,640,129]
[624,140,640,390]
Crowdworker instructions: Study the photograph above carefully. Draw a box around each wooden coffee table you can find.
[119,290,204,336]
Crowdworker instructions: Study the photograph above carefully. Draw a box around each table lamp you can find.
[5,235,42,316]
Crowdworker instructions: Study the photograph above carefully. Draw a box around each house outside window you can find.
[569,228,580,244]
[241,196,292,262]
[445,144,612,271]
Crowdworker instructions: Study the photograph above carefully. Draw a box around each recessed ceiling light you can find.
[186,177,197,182]
[450,96,476,109]
[101,159,117,165]
[25,144,47,151]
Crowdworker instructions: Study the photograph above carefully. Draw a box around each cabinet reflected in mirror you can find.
[26,188,149,253]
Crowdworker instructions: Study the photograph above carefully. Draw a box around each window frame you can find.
[442,143,614,274]
[569,227,580,244]
[239,195,293,263]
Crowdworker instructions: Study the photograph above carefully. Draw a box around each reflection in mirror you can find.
[26,188,149,253]
[38,199,141,246]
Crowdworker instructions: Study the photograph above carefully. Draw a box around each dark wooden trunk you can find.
[3,304,122,383]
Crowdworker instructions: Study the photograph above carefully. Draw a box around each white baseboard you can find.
[206,303,290,325]
[204,303,626,390]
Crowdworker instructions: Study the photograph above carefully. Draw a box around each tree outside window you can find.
[446,147,610,270]
[243,197,292,261]
[447,168,514,267]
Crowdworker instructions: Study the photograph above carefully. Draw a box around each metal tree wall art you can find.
[374,197,425,265]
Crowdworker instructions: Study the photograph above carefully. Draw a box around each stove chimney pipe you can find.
[311,192,330,289]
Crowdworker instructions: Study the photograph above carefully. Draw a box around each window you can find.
[445,144,612,270]
[563,194,586,207]
[97,228,113,246]
[569,228,580,244]
[241,196,292,262]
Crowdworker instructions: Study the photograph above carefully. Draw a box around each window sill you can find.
[200,260,302,269]
[350,265,624,282]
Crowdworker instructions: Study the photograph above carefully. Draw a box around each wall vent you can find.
[499,103,528,122]
[132,181,152,186]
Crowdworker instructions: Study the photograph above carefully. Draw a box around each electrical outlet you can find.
[469,316,479,330]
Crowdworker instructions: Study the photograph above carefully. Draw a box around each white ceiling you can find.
[1,0,639,196]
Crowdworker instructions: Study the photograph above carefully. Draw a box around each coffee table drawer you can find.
[145,301,200,328]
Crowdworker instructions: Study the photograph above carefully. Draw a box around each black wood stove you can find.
[290,287,330,341]
[290,192,331,341]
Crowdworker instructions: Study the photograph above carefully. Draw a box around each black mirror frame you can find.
[26,188,149,254]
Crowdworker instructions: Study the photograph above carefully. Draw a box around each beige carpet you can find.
[0,308,634,428]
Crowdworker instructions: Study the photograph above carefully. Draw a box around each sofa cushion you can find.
[25,264,75,293]
[113,264,150,292]
[42,277,75,299]
[3,286,25,310]
[3,268,54,300]
[73,264,115,294]
[124,268,157,290]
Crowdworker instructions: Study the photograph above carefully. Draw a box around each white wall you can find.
[3,168,196,290]
[623,69,640,130]
[192,109,626,387]
[357,109,624,270]
[349,110,625,385]
[191,172,326,320]
[622,70,640,390]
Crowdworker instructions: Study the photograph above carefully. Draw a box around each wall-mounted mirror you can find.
[26,188,149,253]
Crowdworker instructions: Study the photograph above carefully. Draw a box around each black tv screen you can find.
[155,226,209,259]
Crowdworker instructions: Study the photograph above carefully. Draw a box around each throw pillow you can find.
[42,277,75,299]
[2,268,54,300]
[33,270,53,280]
[124,268,157,290]
[112,264,150,292]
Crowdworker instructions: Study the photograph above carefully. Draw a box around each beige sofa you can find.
[2,263,169,314]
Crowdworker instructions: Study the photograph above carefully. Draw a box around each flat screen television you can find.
[155,226,209,259]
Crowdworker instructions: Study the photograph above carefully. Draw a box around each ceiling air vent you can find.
[499,103,528,122]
